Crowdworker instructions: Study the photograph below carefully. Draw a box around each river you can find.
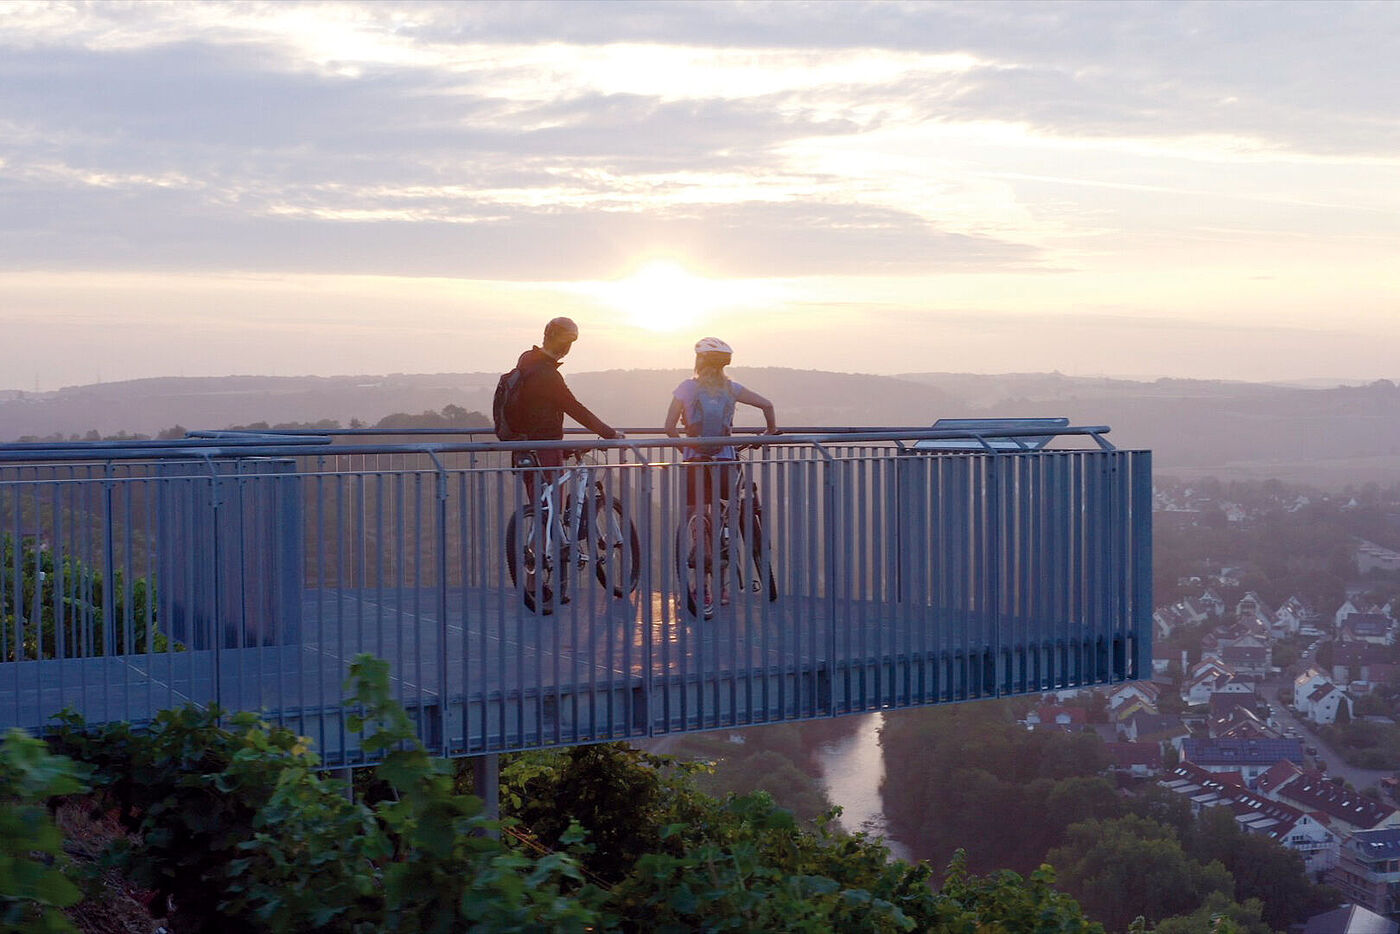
[815,712,914,862]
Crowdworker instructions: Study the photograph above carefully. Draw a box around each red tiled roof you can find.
[1279,776,1398,829]
[1257,759,1304,794]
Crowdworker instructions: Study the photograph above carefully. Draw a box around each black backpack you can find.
[491,362,540,441]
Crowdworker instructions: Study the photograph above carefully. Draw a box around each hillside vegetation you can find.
[8,371,1400,482]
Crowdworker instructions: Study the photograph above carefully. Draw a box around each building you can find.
[1330,828,1400,919]
[1276,775,1400,837]
[1160,763,1337,873]
[1343,613,1395,646]
[1219,636,1271,676]
[1334,642,1398,687]
[1358,541,1400,575]
[1302,903,1399,934]
[1103,741,1163,777]
[1294,668,1333,718]
[1025,704,1087,732]
[1306,683,1355,726]
[1181,738,1305,784]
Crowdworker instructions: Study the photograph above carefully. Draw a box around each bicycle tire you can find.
[589,496,641,598]
[675,514,718,619]
[739,488,779,602]
[505,506,566,615]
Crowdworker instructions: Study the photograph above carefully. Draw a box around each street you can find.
[1260,673,1392,793]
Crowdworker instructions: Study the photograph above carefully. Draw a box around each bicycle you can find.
[506,450,641,614]
[674,452,779,619]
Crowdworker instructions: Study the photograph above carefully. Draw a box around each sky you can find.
[2,0,1399,390]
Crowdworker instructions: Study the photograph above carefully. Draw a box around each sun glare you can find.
[607,260,722,331]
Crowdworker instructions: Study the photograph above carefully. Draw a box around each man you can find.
[510,317,624,481]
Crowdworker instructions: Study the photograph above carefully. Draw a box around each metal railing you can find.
[0,426,1150,765]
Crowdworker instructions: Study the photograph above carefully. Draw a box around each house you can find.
[1199,589,1226,618]
[1342,613,1394,646]
[1333,642,1396,686]
[1207,691,1258,719]
[1209,706,1279,741]
[1181,737,1305,783]
[1103,742,1163,777]
[1182,658,1241,706]
[1273,596,1312,638]
[1293,668,1332,718]
[1329,829,1400,919]
[1336,598,1367,630]
[1160,763,1337,873]
[1302,903,1398,934]
[1118,713,1190,751]
[1106,681,1160,710]
[1306,683,1355,726]
[1219,636,1271,676]
[1357,541,1400,575]
[1025,705,1086,732]
[1276,773,1400,836]
[1235,591,1273,627]
[1256,759,1304,797]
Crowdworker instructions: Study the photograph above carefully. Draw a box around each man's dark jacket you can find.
[513,347,618,441]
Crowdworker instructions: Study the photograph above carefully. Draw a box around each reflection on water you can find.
[815,712,913,863]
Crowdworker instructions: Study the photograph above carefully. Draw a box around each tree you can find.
[1152,891,1271,934]
[1183,806,1340,930]
[1046,816,1234,932]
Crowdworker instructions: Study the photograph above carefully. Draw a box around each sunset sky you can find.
[3,1,1399,390]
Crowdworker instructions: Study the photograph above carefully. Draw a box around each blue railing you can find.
[0,426,1150,766]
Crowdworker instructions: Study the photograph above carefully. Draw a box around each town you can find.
[1018,478,1400,922]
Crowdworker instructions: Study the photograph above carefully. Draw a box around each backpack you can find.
[694,388,732,440]
[492,362,540,441]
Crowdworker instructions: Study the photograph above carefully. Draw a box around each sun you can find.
[607,260,718,332]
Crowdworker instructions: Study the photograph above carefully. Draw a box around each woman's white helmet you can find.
[694,337,733,355]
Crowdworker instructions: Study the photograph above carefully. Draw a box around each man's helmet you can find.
[694,337,733,355]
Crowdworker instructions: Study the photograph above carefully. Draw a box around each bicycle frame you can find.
[531,458,596,562]
[676,452,778,618]
[506,452,642,614]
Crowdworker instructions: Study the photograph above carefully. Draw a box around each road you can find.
[1260,670,1392,793]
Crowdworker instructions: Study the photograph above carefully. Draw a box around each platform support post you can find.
[473,753,500,836]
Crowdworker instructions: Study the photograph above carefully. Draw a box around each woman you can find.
[664,337,778,607]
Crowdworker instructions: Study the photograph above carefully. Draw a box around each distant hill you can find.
[5,371,1400,486]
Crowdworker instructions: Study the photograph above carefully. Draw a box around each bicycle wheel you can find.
[738,490,779,602]
[506,506,565,615]
[675,514,718,619]
[589,496,641,598]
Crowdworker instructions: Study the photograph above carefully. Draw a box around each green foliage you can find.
[1182,806,1340,931]
[1318,720,1400,769]
[666,722,836,826]
[0,729,90,933]
[1152,891,1270,934]
[52,655,599,932]
[50,703,331,931]
[1046,816,1234,932]
[881,702,1118,874]
[501,742,704,885]
[371,404,490,430]
[936,851,1105,934]
[33,658,1116,933]
[1,534,164,662]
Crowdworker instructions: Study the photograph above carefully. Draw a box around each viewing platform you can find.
[0,423,1151,767]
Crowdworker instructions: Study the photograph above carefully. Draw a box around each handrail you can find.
[0,425,1116,464]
